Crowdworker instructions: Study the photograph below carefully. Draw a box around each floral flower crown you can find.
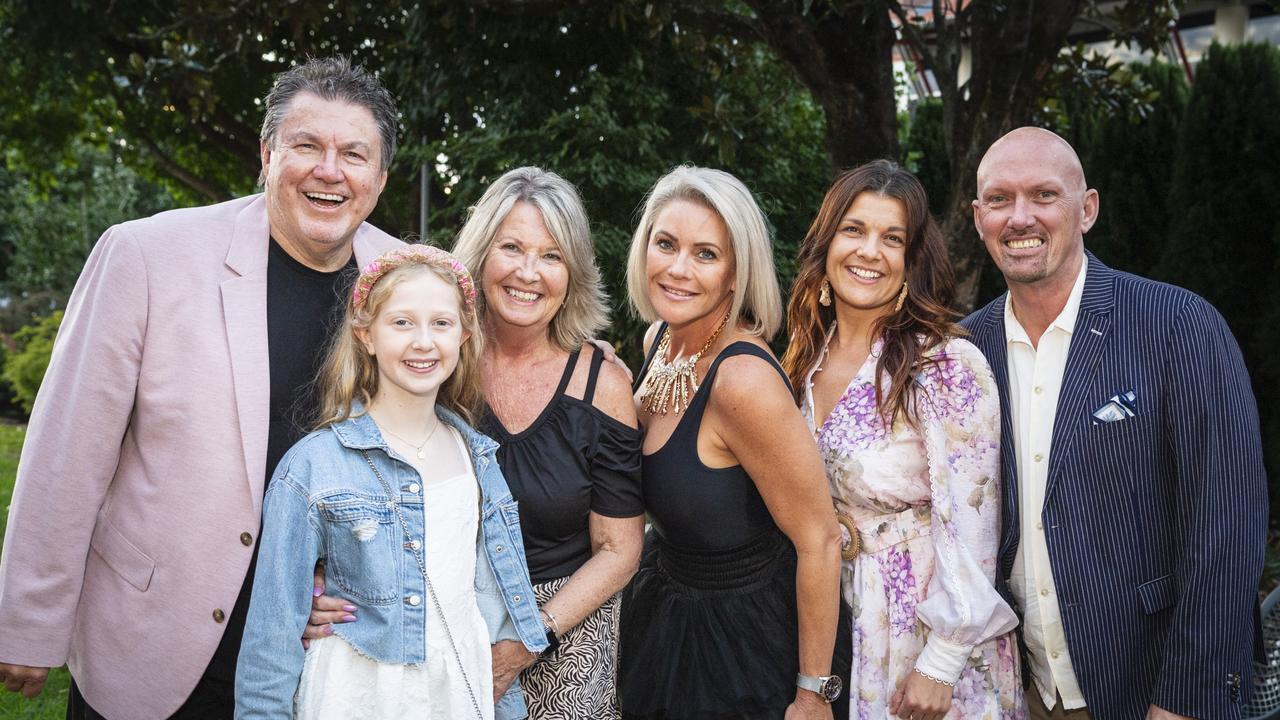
[351,245,477,311]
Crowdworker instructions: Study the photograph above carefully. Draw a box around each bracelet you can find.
[914,668,956,688]
[539,607,561,636]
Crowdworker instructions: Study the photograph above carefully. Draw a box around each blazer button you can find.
[240,532,253,546]
[212,608,226,623]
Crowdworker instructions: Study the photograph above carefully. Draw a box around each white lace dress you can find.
[294,426,495,720]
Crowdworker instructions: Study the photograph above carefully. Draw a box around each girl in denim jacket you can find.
[236,246,547,720]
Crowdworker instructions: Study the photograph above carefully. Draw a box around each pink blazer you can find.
[0,194,402,718]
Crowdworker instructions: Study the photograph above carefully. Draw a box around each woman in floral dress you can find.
[782,160,1026,720]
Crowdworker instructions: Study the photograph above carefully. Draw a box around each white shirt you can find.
[1005,257,1089,710]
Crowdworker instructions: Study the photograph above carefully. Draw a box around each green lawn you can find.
[0,422,71,718]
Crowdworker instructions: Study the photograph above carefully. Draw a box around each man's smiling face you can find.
[260,92,388,265]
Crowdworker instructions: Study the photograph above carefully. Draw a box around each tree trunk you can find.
[747,0,900,173]
[930,0,1084,310]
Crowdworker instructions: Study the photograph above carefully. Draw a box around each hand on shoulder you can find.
[587,345,640,429]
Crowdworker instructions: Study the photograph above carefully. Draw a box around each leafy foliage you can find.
[0,141,177,311]
[2,311,61,414]
[1156,42,1280,500]
[1074,60,1189,274]
[902,99,948,219]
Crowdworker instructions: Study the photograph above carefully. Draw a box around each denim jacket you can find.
[235,406,548,719]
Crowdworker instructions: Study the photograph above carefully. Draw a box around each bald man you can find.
[960,127,1266,720]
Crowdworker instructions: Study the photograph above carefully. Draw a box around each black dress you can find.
[619,339,851,720]
[480,347,643,719]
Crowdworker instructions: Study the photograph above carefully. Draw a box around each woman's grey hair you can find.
[451,167,609,351]
[626,166,782,340]
[259,56,399,173]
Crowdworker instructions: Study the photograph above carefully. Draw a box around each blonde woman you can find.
[453,167,643,719]
[620,166,848,720]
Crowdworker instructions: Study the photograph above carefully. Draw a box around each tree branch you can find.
[886,0,939,71]
[669,3,764,43]
[137,137,232,202]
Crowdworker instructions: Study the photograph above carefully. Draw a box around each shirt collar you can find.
[330,402,496,457]
[1004,256,1089,347]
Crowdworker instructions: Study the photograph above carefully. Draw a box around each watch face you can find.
[821,675,843,703]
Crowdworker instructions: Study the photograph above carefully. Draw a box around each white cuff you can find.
[914,634,973,684]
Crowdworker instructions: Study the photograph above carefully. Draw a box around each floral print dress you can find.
[803,332,1026,720]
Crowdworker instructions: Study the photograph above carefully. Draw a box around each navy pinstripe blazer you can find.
[961,255,1267,719]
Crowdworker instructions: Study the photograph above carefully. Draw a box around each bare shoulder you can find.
[708,337,794,417]
[587,347,639,429]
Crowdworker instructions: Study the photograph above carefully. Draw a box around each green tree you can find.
[392,3,829,358]
[1157,42,1280,498]
[3,311,62,414]
[1078,60,1189,274]
[902,99,948,219]
[0,141,177,308]
[2,0,1178,312]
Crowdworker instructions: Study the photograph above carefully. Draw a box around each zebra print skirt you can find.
[519,575,622,719]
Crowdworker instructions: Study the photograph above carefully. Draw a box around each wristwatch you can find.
[796,673,843,703]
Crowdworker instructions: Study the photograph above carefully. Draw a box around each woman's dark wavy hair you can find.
[781,159,961,427]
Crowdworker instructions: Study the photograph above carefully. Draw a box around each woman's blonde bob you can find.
[450,166,608,351]
[625,166,782,340]
[314,247,485,428]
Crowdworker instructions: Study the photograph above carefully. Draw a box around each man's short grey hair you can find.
[626,166,782,340]
[260,56,399,171]
[451,167,609,351]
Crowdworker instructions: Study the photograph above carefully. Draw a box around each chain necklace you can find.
[638,306,732,415]
[375,414,442,460]
[360,449,484,720]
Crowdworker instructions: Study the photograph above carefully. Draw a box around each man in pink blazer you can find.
[0,56,403,718]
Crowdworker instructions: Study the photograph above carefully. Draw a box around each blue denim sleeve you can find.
[235,474,321,719]
[495,680,530,720]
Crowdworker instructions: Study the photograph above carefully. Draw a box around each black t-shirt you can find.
[205,238,357,682]
[479,348,644,584]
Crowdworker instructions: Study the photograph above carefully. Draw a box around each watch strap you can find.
[796,673,823,694]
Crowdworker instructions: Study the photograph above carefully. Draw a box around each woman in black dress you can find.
[620,166,848,720]
[452,167,644,720]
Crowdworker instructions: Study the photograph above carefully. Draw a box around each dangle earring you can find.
[894,282,909,313]
[818,278,832,307]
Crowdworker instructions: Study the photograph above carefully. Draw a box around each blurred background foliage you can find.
[0,1,1277,584]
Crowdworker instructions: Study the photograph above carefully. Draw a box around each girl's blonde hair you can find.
[315,246,485,428]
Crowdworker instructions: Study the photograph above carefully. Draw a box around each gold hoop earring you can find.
[819,279,832,307]
[894,282,908,313]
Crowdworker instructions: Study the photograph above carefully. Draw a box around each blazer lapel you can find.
[1044,257,1116,508]
[968,297,1020,580]
[221,196,271,515]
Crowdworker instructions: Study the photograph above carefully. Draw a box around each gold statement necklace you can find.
[639,307,732,415]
